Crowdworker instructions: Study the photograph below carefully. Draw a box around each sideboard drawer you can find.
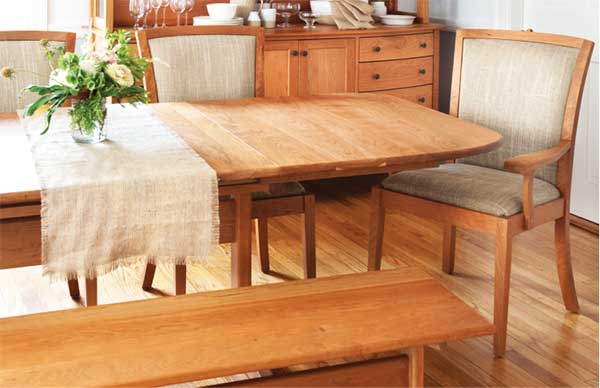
[359,34,433,62]
[373,85,433,108]
[358,57,433,92]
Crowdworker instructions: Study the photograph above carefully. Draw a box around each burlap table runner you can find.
[21,105,219,281]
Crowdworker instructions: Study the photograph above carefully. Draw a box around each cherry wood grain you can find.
[358,57,433,92]
[0,267,494,387]
[0,94,501,207]
[359,34,434,62]
[373,85,433,108]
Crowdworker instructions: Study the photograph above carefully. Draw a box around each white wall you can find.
[0,0,89,33]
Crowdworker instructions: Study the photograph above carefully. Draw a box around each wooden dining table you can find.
[0,93,502,291]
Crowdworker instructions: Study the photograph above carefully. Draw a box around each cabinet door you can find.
[298,39,356,96]
[264,40,299,97]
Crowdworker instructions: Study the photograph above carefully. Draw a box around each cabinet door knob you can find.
[418,97,426,103]
[292,50,299,56]
[374,46,382,52]
[420,42,427,48]
[301,50,308,56]
[419,69,427,75]
[373,73,381,80]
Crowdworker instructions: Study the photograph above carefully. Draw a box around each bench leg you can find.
[175,264,186,295]
[142,263,157,291]
[255,218,270,274]
[367,186,385,271]
[442,225,456,274]
[85,278,97,307]
[301,194,316,279]
[407,346,424,388]
[231,192,253,288]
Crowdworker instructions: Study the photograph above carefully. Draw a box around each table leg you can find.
[231,192,252,287]
[85,278,97,307]
[407,345,424,388]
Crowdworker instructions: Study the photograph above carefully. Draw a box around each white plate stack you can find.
[193,16,244,25]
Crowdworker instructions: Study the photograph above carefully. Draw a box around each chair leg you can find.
[493,221,513,358]
[442,225,456,274]
[175,264,186,295]
[367,186,386,271]
[142,263,157,291]
[85,278,97,307]
[301,194,316,279]
[67,279,80,300]
[555,216,580,312]
[254,218,270,274]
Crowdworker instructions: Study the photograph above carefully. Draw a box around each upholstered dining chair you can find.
[367,29,594,357]
[136,26,317,294]
[0,31,76,112]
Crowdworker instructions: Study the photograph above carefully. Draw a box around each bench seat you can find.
[0,268,494,387]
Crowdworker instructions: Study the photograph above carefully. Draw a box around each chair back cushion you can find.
[0,40,60,113]
[148,34,256,102]
[458,38,579,184]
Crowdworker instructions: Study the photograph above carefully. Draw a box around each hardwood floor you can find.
[0,176,597,387]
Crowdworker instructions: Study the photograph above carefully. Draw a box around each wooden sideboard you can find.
[263,24,441,109]
[92,1,441,109]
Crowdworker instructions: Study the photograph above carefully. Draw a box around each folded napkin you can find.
[330,0,374,29]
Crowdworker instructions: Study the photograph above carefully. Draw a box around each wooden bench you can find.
[0,268,494,387]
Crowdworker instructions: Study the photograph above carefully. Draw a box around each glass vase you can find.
[70,100,108,144]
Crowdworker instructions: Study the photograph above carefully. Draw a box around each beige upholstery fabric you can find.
[458,39,579,184]
[148,35,256,102]
[252,182,306,200]
[0,40,62,113]
[382,164,560,217]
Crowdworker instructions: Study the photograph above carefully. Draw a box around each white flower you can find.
[49,69,75,88]
[80,59,98,75]
[105,63,134,87]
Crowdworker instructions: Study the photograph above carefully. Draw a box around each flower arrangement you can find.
[1,30,149,142]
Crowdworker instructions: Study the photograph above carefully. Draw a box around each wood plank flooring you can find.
[0,176,597,387]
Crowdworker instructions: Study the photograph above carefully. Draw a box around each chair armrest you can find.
[504,141,570,230]
[504,140,571,175]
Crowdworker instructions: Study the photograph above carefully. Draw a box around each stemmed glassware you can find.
[169,0,187,26]
[184,0,196,26]
[273,2,301,28]
[299,11,318,29]
[150,0,162,28]
[159,0,170,27]
[129,0,150,29]
[142,0,151,28]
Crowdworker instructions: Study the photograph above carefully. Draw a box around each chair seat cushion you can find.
[382,163,561,217]
[252,182,306,200]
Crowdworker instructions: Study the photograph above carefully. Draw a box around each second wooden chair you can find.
[136,26,317,294]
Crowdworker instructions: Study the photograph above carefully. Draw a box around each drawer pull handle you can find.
[419,69,427,75]
[374,46,382,52]
[373,73,381,80]
[418,97,426,103]
[301,50,308,56]
[292,50,299,56]
[420,42,428,48]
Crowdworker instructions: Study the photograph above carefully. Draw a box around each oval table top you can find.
[0,93,502,207]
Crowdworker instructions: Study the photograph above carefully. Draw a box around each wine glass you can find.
[150,0,162,28]
[184,0,196,26]
[129,0,149,29]
[299,10,318,29]
[169,0,187,26]
[159,0,170,27]
[273,2,300,28]
[142,0,151,28]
